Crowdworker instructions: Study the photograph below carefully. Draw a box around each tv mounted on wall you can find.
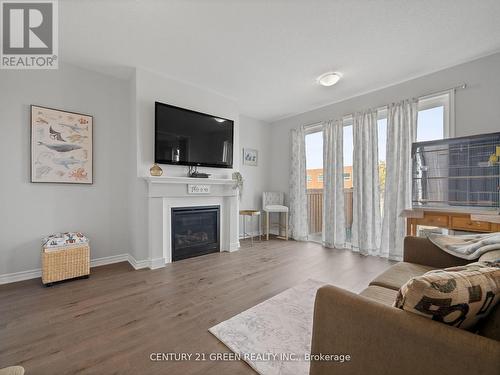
[155,101,234,168]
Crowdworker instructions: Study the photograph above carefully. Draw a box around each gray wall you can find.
[238,115,271,236]
[129,68,241,262]
[268,52,500,197]
[0,65,255,275]
[0,64,131,275]
[134,68,240,178]
[2,52,499,276]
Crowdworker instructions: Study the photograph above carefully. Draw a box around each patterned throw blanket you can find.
[428,233,500,260]
[42,232,89,248]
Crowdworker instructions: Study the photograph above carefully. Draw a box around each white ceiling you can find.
[61,0,500,122]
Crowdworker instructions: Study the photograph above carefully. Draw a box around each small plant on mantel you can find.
[232,171,243,197]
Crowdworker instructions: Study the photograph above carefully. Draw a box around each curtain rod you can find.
[417,83,466,101]
[302,83,467,130]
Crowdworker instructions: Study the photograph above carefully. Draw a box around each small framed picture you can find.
[243,148,258,166]
[31,105,93,184]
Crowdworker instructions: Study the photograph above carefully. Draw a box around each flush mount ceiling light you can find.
[317,72,341,87]
[214,118,226,123]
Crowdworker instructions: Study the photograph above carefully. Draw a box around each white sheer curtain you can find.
[322,120,345,248]
[380,99,417,260]
[351,110,381,255]
[289,127,308,241]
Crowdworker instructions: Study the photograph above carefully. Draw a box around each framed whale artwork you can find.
[31,105,93,184]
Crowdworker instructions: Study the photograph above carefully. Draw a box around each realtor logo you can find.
[1,0,58,69]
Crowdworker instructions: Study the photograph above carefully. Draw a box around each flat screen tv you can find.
[155,101,234,168]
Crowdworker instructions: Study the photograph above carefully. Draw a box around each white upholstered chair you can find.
[262,192,289,241]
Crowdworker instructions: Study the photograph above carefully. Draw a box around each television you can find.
[155,101,234,168]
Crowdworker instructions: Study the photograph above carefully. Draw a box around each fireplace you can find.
[171,206,220,261]
[145,177,239,268]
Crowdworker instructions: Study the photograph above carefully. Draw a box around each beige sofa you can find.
[310,236,500,375]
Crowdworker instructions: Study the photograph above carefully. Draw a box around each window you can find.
[305,131,323,173]
[343,123,354,240]
[305,130,324,239]
[377,111,388,216]
[374,92,451,215]
[417,106,444,141]
[343,124,353,189]
[301,91,452,245]
[417,92,452,142]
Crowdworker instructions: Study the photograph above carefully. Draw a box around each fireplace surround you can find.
[145,176,239,269]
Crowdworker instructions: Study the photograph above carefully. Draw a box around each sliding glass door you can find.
[305,130,323,242]
[304,126,357,244]
[343,124,353,242]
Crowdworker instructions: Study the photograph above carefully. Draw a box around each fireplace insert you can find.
[171,206,220,261]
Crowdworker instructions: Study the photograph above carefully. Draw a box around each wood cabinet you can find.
[406,210,500,236]
[450,216,491,232]
[416,213,449,227]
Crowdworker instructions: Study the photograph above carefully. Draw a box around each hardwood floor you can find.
[0,239,393,375]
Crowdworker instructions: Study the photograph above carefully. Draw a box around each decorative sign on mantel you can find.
[188,184,211,194]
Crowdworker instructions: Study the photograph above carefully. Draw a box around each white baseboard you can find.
[149,257,166,269]
[0,253,131,285]
[90,253,129,267]
[222,241,241,252]
[0,268,42,285]
[0,250,244,284]
[127,255,164,270]
[127,254,150,270]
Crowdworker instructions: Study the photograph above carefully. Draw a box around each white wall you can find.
[268,52,500,197]
[238,115,271,237]
[135,68,240,178]
[130,68,241,261]
[0,65,247,276]
[0,64,131,275]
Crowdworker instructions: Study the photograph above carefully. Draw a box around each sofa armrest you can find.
[403,236,469,268]
[310,285,500,375]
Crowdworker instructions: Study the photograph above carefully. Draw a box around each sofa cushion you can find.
[479,249,500,262]
[370,262,435,291]
[359,286,398,306]
[394,261,500,330]
[477,302,500,341]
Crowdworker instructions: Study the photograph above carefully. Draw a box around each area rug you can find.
[209,279,327,375]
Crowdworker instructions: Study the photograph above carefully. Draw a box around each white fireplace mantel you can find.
[144,176,240,269]
[145,175,237,185]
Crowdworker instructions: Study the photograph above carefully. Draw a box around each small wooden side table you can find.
[239,210,262,246]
